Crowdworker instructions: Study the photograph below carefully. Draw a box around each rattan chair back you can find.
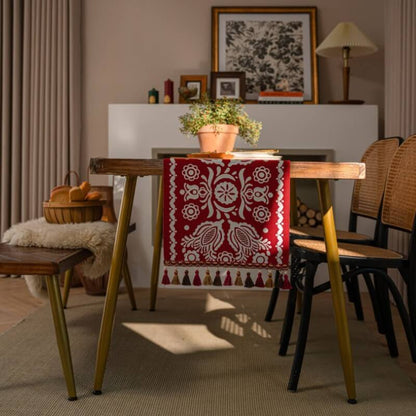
[382,134,416,232]
[351,137,402,219]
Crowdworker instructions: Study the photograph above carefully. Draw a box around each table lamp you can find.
[316,22,378,104]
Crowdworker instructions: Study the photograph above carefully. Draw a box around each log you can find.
[298,204,308,214]
[306,208,316,219]
[315,211,322,222]
[298,215,308,225]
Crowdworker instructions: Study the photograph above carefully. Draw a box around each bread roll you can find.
[69,186,85,202]
[80,181,91,197]
[50,186,71,203]
[85,191,102,201]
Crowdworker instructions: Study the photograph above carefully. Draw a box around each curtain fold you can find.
[384,0,416,298]
[0,0,81,237]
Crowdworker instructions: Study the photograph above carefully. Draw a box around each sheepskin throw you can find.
[2,218,116,298]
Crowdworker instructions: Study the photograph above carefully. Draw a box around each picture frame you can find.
[179,75,207,103]
[210,71,246,100]
[211,7,319,104]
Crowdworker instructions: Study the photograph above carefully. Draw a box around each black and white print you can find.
[225,20,304,98]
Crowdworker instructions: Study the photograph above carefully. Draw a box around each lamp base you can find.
[329,99,365,105]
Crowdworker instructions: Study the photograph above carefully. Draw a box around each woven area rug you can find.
[1,288,415,416]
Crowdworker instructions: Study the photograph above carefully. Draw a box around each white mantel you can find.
[109,104,378,287]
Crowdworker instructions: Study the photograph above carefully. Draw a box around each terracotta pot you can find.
[197,124,238,153]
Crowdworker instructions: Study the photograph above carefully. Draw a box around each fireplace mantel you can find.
[108,104,378,287]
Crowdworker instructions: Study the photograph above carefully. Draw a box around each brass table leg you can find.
[46,275,77,400]
[93,175,137,394]
[122,251,137,310]
[149,176,163,311]
[62,268,73,309]
[317,179,357,403]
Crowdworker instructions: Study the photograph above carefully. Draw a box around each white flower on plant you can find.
[182,164,200,181]
[253,166,271,183]
[182,203,200,221]
[253,206,271,223]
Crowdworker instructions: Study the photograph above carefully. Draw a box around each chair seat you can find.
[290,225,371,241]
[293,239,404,260]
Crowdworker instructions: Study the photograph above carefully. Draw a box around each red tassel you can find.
[161,269,170,285]
[244,272,254,288]
[223,270,232,286]
[213,270,222,286]
[255,272,265,287]
[182,270,191,285]
[281,271,292,290]
[193,270,202,286]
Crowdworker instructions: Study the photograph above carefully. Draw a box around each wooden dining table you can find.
[89,158,365,403]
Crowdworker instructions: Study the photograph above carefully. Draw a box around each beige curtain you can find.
[384,0,416,297]
[0,0,81,237]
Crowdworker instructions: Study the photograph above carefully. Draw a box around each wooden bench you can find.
[0,243,92,401]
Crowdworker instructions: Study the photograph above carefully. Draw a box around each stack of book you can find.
[257,91,304,104]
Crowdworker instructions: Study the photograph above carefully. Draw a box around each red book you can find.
[259,90,303,97]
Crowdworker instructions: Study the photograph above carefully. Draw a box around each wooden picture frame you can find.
[179,75,207,103]
[210,71,246,100]
[211,7,319,104]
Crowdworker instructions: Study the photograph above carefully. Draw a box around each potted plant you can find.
[179,95,262,153]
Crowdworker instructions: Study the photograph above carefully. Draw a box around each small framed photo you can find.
[179,75,207,103]
[211,7,318,104]
[210,71,245,100]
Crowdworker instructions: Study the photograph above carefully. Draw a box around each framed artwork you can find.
[210,71,246,100]
[211,7,319,104]
[179,75,207,103]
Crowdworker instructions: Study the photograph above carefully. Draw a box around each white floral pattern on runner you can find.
[163,158,290,269]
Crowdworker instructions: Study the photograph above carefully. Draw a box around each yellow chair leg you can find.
[93,175,137,394]
[45,275,77,401]
[317,179,356,403]
[122,251,137,310]
[149,176,163,311]
[62,268,73,309]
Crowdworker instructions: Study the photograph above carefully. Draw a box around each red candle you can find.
[164,79,173,104]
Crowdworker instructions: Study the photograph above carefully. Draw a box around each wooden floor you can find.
[1,275,415,384]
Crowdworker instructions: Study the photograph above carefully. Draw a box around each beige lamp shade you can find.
[316,22,378,58]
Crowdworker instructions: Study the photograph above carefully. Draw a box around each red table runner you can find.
[163,158,290,269]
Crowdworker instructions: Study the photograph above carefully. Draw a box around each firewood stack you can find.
[296,197,322,227]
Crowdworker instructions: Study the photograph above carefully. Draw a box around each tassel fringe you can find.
[161,268,286,289]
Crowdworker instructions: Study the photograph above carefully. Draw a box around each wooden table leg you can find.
[317,179,357,404]
[46,275,77,400]
[62,268,73,309]
[149,176,163,311]
[93,175,137,394]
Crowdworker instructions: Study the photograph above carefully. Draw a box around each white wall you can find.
[82,0,385,184]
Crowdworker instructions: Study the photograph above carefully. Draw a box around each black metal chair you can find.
[265,136,403,322]
[281,134,416,392]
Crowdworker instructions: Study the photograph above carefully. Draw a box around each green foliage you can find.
[179,96,262,146]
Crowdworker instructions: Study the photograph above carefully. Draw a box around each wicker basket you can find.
[43,200,105,224]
